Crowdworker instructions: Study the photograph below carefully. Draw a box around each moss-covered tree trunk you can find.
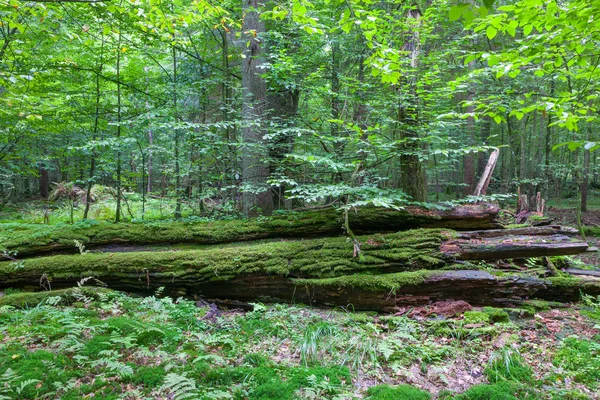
[1,228,595,310]
[2,204,502,257]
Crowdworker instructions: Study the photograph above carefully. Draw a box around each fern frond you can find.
[162,373,199,400]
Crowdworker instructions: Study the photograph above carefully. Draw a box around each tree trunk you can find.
[84,36,104,220]
[241,0,273,217]
[581,126,591,212]
[173,37,182,219]
[4,204,503,257]
[115,31,123,223]
[399,7,427,202]
[39,166,49,198]
[1,230,594,310]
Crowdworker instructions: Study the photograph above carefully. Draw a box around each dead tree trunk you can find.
[3,204,503,257]
[0,229,596,310]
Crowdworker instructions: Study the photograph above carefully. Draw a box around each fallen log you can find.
[457,226,579,239]
[2,269,599,311]
[443,234,591,260]
[564,268,600,278]
[0,204,501,258]
[0,228,595,310]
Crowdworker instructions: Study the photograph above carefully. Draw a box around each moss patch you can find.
[482,307,510,323]
[366,384,431,400]
[292,270,439,293]
[0,287,115,308]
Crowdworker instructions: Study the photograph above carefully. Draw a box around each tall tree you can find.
[399,6,427,202]
[241,0,273,216]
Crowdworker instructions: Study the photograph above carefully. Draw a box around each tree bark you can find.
[241,0,273,217]
[173,35,182,220]
[399,7,427,202]
[115,30,123,223]
[39,166,49,198]
[84,35,104,220]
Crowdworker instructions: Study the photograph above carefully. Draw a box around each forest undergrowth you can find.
[1,286,599,400]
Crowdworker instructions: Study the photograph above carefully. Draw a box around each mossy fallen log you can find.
[3,271,599,311]
[456,225,579,239]
[0,228,596,309]
[0,204,501,257]
[443,234,591,260]
[0,229,453,289]
[0,287,115,308]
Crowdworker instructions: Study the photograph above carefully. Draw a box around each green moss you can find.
[366,384,431,400]
[0,287,115,308]
[464,311,490,324]
[252,381,295,400]
[428,320,499,339]
[292,270,440,293]
[450,383,522,400]
[503,308,535,319]
[521,300,566,313]
[124,365,167,388]
[482,307,510,323]
[244,353,269,366]
[0,349,74,398]
[504,223,530,229]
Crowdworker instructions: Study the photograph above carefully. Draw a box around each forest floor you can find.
[0,289,599,400]
[1,199,600,399]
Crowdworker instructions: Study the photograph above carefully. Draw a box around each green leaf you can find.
[482,0,495,9]
[486,26,498,40]
[449,5,467,21]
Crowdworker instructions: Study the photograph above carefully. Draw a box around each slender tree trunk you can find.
[115,31,122,223]
[173,38,182,219]
[581,126,591,212]
[221,29,238,209]
[463,61,476,196]
[241,0,273,217]
[144,66,153,195]
[545,80,554,197]
[84,36,104,220]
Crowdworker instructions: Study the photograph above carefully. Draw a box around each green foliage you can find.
[485,347,533,384]
[450,382,521,400]
[366,384,431,400]
[553,337,600,389]
[481,307,510,323]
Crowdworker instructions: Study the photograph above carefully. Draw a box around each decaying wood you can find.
[2,204,503,258]
[5,270,599,311]
[457,226,579,239]
[473,148,499,196]
[0,227,595,310]
[445,234,591,260]
[565,268,600,278]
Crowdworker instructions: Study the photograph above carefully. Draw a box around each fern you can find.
[15,379,41,395]
[162,373,199,400]
[0,369,40,398]
[92,358,134,377]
